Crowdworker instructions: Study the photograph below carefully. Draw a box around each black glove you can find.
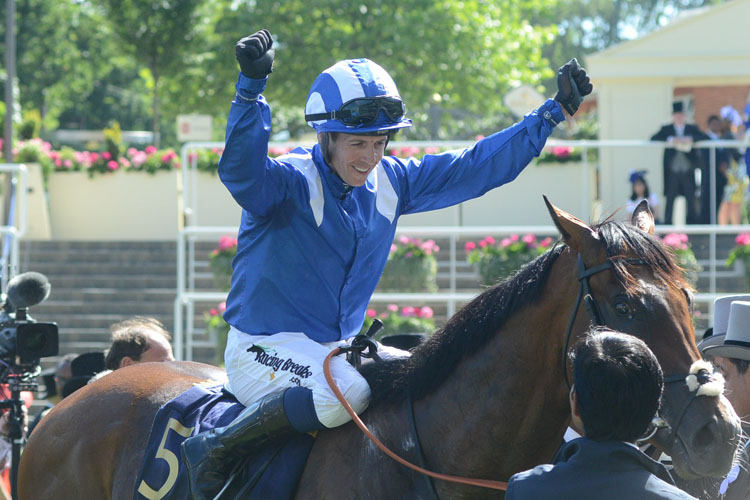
[554,58,593,115]
[235,29,275,79]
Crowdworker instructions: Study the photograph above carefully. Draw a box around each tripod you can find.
[0,371,36,500]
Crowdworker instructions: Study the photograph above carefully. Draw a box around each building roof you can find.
[587,0,750,81]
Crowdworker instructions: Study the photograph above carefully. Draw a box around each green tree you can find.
[95,0,203,147]
[205,0,557,139]
[532,0,728,94]
[0,0,114,131]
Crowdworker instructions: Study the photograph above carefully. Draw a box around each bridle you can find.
[323,251,722,496]
[564,253,721,447]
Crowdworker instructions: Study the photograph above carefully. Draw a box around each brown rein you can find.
[323,347,509,492]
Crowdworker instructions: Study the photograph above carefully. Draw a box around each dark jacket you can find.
[651,124,709,195]
[506,438,697,500]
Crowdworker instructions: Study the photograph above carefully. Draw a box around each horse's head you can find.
[545,196,741,479]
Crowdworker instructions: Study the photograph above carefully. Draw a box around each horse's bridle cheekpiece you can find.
[564,253,725,445]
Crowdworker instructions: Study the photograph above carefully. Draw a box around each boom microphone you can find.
[5,272,51,311]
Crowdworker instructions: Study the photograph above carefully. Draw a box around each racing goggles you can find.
[305,96,405,126]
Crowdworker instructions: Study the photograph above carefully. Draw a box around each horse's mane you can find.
[360,218,687,405]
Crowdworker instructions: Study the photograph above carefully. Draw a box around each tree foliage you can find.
[94,0,203,145]
[0,0,114,130]
[208,0,556,138]
[1,0,732,146]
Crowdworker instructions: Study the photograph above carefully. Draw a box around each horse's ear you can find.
[543,195,600,255]
[631,200,655,235]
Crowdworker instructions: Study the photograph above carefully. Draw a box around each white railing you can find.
[174,139,749,361]
[0,164,29,290]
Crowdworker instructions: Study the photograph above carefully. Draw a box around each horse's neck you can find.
[412,256,580,496]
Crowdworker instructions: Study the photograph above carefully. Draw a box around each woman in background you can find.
[627,170,661,223]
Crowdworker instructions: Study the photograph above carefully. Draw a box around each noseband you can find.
[564,254,724,445]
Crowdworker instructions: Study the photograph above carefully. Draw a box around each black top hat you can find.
[672,102,684,114]
[61,351,106,398]
[71,351,105,377]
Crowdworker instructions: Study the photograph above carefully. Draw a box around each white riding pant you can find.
[224,328,410,429]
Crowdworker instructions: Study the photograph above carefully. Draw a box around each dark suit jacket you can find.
[506,438,697,500]
[651,124,709,195]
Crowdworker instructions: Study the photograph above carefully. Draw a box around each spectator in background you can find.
[626,170,661,223]
[717,106,748,226]
[699,300,750,499]
[651,102,709,225]
[702,115,730,223]
[506,329,696,500]
[104,316,175,370]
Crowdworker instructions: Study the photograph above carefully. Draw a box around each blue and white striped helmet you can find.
[305,58,412,134]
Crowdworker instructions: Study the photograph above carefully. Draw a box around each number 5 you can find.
[137,417,194,499]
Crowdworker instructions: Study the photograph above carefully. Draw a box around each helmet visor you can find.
[306,96,405,127]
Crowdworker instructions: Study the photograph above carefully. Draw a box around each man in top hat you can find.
[700,300,750,499]
[651,102,709,225]
[697,294,750,355]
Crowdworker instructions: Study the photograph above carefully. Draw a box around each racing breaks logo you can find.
[247,344,313,379]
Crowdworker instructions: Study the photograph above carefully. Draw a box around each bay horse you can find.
[19,199,740,499]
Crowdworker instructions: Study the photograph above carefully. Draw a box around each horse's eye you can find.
[615,301,631,316]
[683,288,694,314]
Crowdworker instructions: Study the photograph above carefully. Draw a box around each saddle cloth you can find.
[133,383,314,500]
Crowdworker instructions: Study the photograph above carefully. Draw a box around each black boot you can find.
[181,388,294,500]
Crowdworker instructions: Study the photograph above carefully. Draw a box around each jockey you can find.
[181,28,593,498]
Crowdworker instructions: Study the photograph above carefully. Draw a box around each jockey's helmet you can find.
[304,59,412,135]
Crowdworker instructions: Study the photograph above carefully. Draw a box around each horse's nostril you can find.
[691,420,718,451]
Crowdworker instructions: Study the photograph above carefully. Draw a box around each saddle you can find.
[132,383,314,500]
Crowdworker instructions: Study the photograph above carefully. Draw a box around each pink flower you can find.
[401,306,416,317]
[501,238,512,247]
[405,251,413,258]
[132,151,147,167]
[539,237,554,248]
[424,146,440,154]
[54,158,62,167]
[483,236,496,245]
[145,145,157,155]
[387,304,399,312]
[398,235,410,245]
[161,152,176,164]
[390,244,397,254]
[663,233,682,248]
[551,146,573,158]
[119,157,131,168]
[736,233,750,246]
[218,235,238,251]
[63,159,73,168]
[127,147,138,156]
[107,160,119,171]
[90,152,100,162]
[465,241,477,252]
[475,135,485,141]
[510,234,519,242]
[218,301,226,312]
[522,234,536,245]
[479,240,488,248]
[209,308,218,316]
[188,152,198,163]
[419,306,434,318]
[366,308,377,318]
[102,151,112,160]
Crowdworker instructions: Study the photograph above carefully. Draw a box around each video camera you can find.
[0,272,58,383]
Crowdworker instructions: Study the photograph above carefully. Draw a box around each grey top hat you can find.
[698,295,750,353]
[704,301,750,361]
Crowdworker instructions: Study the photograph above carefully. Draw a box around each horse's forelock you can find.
[595,221,688,294]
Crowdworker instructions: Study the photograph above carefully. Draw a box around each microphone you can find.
[5,272,51,312]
